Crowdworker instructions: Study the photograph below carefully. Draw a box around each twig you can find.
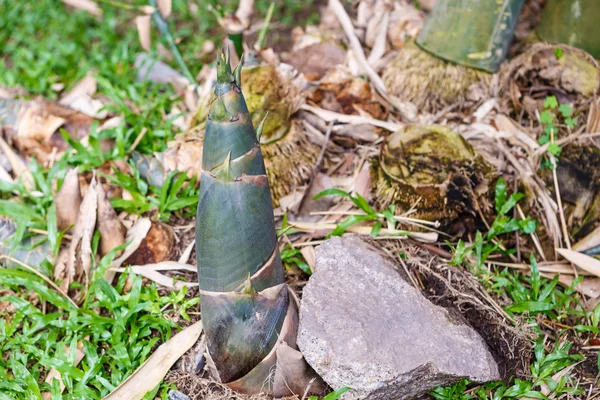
[328,0,387,94]
[0,256,79,309]
[301,104,402,131]
[148,0,195,85]
[128,127,148,153]
[551,156,571,251]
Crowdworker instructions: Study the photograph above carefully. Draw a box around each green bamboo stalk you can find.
[416,0,526,72]
[537,0,600,59]
[195,50,288,385]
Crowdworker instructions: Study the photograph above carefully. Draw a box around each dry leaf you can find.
[286,43,346,81]
[573,225,600,253]
[61,0,103,17]
[300,246,316,273]
[59,74,97,106]
[103,321,203,400]
[96,182,125,257]
[329,0,387,94]
[58,174,98,291]
[548,274,600,299]
[134,53,186,87]
[55,168,81,230]
[16,102,66,142]
[178,240,195,264]
[110,262,198,290]
[301,104,401,131]
[136,15,152,52]
[0,164,13,183]
[557,248,600,278]
[351,162,372,199]
[156,0,171,18]
[125,221,174,265]
[104,218,152,284]
[0,136,35,190]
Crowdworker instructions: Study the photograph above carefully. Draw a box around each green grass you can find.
[1,0,598,399]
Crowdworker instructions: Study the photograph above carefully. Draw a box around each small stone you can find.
[168,390,190,400]
[298,237,500,400]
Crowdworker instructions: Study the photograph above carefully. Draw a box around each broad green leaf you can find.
[544,96,558,109]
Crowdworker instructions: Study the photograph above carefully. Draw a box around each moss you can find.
[262,120,320,206]
[241,65,293,144]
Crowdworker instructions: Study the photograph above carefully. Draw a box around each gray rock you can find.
[168,390,190,400]
[297,237,500,400]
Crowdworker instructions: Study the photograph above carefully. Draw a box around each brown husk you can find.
[124,221,175,265]
[382,41,493,113]
[371,125,497,236]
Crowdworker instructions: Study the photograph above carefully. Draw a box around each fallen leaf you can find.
[103,320,203,400]
[110,262,198,290]
[0,136,35,190]
[125,221,174,266]
[553,275,600,299]
[59,74,97,107]
[301,104,401,132]
[0,164,13,183]
[96,182,125,257]
[156,0,171,18]
[56,174,98,291]
[178,240,195,264]
[61,0,103,17]
[104,217,152,284]
[16,102,66,142]
[557,248,600,278]
[573,225,600,253]
[136,15,152,52]
[55,168,82,230]
[134,53,186,87]
[300,246,316,273]
[286,42,346,81]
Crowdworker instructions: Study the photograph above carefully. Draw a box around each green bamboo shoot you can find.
[195,50,321,395]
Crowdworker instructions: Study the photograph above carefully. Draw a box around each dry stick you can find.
[300,104,402,131]
[0,256,79,309]
[128,127,148,153]
[551,156,571,251]
[328,0,386,94]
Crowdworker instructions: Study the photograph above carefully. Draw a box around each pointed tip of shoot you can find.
[213,151,234,181]
[210,95,232,122]
[241,273,256,295]
[255,112,269,142]
[216,47,235,85]
[233,53,244,87]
